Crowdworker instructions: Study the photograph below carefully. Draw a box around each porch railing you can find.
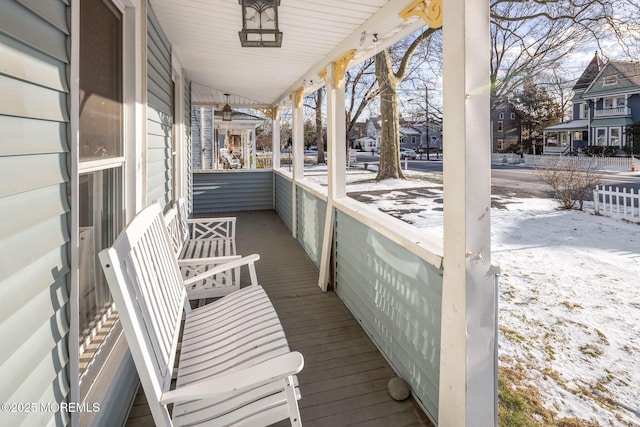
[593,106,631,117]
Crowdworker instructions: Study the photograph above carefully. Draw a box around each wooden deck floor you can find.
[126,210,433,427]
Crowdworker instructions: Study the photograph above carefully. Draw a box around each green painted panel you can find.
[192,172,274,214]
[296,187,326,267]
[335,211,442,423]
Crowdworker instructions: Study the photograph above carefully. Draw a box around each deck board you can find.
[125,209,433,426]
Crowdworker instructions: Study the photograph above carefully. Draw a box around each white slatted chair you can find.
[164,199,241,299]
[99,203,303,427]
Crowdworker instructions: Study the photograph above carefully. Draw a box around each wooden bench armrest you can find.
[160,352,304,405]
[181,254,260,288]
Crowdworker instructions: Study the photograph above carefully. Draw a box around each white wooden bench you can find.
[99,203,304,426]
[165,199,242,299]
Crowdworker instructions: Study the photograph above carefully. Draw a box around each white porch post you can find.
[291,88,305,238]
[251,127,257,169]
[440,0,497,425]
[318,61,347,291]
[272,106,281,169]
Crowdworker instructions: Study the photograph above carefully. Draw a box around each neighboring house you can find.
[400,126,422,148]
[192,108,263,170]
[491,97,521,152]
[354,136,377,152]
[544,53,640,154]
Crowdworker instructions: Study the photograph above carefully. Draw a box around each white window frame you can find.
[579,102,589,119]
[497,121,504,132]
[510,113,515,120]
[70,0,143,424]
[596,128,607,146]
[603,75,618,87]
[498,112,504,120]
[609,127,621,147]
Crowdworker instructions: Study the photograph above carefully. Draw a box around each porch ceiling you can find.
[149,0,428,108]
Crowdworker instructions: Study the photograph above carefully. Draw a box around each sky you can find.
[303,165,640,425]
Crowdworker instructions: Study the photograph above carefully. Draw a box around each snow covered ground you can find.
[302,167,640,425]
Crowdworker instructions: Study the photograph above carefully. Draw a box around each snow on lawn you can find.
[303,168,640,425]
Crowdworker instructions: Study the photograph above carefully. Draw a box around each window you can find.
[497,121,504,132]
[499,112,504,119]
[497,139,504,150]
[78,0,124,373]
[510,113,515,120]
[580,103,589,119]
[610,128,621,147]
[596,128,606,146]
[603,75,618,87]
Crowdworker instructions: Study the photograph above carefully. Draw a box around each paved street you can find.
[355,153,640,195]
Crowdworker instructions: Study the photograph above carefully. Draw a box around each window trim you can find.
[497,121,504,132]
[70,0,140,423]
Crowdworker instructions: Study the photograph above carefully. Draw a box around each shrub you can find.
[536,157,603,210]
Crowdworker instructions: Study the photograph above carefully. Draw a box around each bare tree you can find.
[345,58,379,143]
[315,87,325,164]
[375,28,438,180]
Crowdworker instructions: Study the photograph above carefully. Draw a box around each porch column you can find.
[318,60,347,291]
[440,0,497,426]
[272,106,281,169]
[251,127,257,169]
[291,88,305,237]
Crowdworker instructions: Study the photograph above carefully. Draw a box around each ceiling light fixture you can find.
[222,93,233,121]
[238,0,283,48]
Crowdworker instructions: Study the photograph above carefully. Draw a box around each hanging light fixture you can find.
[238,0,283,48]
[222,93,233,121]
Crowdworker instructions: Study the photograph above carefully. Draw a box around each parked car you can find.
[399,147,417,159]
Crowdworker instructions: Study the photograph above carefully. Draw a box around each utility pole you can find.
[425,87,430,160]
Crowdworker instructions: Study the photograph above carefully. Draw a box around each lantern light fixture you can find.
[238,0,283,48]
[222,94,233,121]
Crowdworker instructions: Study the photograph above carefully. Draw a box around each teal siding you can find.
[0,1,71,426]
[296,187,326,267]
[192,171,274,214]
[147,5,173,209]
[334,211,442,424]
[275,173,293,232]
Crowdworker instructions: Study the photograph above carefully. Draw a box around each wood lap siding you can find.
[0,1,71,426]
[147,5,173,209]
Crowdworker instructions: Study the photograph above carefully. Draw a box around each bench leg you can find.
[284,376,302,426]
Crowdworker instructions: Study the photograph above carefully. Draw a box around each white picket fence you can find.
[491,153,634,172]
[593,185,640,220]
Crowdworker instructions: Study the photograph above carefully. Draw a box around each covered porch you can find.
[127,208,432,426]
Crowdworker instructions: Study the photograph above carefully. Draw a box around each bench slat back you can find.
[99,203,185,420]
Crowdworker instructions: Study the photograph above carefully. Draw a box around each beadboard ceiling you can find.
[149,0,427,107]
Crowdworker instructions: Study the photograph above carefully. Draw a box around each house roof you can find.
[590,117,636,127]
[582,60,640,97]
[609,61,640,86]
[543,119,588,132]
[149,0,428,108]
[573,52,604,91]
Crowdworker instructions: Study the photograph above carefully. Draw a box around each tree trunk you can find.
[315,88,325,163]
[375,50,404,180]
